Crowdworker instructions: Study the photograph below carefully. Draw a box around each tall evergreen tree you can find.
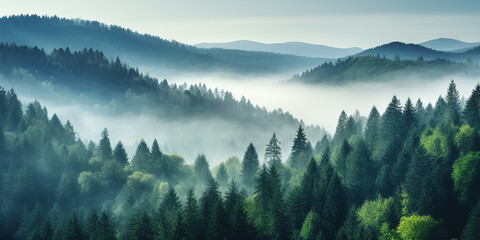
[336,140,351,183]
[445,80,461,125]
[131,139,151,172]
[183,189,200,240]
[298,157,319,224]
[151,139,164,177]
[345,139,375,205]
[265,132,282,168]
[99,128,113,161]
[113,141,128,165]
[334,111,348,145]
[403,98,415,133]
[216,163,229,188]
[463,84,480,128]
[291,125,308,167]
[268,164,290,240]
[122,210,154,240]
[241,143,259,188]
[254,164,272,239]
[194,154,213,185]
[5,89,22,131]
[200,179,225,240]
[365,106,380,150]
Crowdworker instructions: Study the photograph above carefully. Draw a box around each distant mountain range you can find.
[355,42,480,63]
[292,55,479,84]
[0,15,325,77]
[196,40,363,59]
[419,38,480,52]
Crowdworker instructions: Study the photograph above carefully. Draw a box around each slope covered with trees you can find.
[0,15,324,76]
[1,80,480,240]
[292,55,479,84]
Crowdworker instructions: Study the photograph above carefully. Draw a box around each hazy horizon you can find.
[1,0,480,49]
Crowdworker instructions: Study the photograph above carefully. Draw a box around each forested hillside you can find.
[0,15,324,76]
[1,80,480,240]
[292,55,479,84]
[356,42,480,63]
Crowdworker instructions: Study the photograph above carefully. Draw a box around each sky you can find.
[1,0,479,49]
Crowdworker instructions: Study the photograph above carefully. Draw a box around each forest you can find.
[292,55,479,84]
[1,78,480,240]
[0,15,324,75]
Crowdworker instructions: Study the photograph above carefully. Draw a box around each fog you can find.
[2,73,479,166]
[169,74,480,133]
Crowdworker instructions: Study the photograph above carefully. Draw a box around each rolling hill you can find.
[0,15,325,77]
[291,55,479,84]
[356,42,480,63]
[419,38,480,52]
[196,40,362,58]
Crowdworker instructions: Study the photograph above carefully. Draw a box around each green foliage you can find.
[265,132,282,168]
[455,125,480,156]
[452,152,480,207]
[194,154,213,185]
[461,201,480,240]
[395,215,438,240]
[242,143,260,189]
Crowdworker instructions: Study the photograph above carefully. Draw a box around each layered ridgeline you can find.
[0,42,326,161]
[419,38,480,52]
[196,40,363,58]
[0,15,325,76]
[355,41,480,62]
[1,80,480,240]
[292,55,479,84]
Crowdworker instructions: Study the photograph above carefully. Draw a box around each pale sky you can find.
[1,0,479,48]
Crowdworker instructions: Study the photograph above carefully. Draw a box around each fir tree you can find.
[345,139,375,205]
[183,189,200,240]
[265,132,282,168]
[113,141,128,165]
[195,154,213,185]
[403,98,415,133]
[241,143,259,188]
[336,140,351,183]
[365,106,380,150]
[463,84,480,128]
[122,210,154,240]
[200,179,225,240]
[291,125,308,161]
[99,128,113,161]
[216,163,229,188]
[131,139,151,172]
[445,80,461,125]
[334,111,348,144]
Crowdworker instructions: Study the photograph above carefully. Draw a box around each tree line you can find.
[1,80,480,239]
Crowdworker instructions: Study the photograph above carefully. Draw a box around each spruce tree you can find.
[183,189,200,240]
[151,139,164,177]
[345,139,375,205]
[131,139,151,172]
[336,140,351,183]
[241,143,259,188]
[194,154,213,185]
[113,141,128,165]
[445,80,461,125]
[216,163,229,188]
[269,164,290,240]
[123,210,154,240]
[254,164,272,238]
[365,106,380,150]
[265,132,282,168]
[463,84,480,128]
[334,111,348,145]
[200,179,225,240]
[99,128,113,161]
[291,125,308,167]
[403,98,415,133]
[298,157,318,224]
[322,174,347,240]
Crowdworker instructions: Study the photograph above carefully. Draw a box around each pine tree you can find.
[241,143,259,188]
[445,80,461,125]
[404,144,437,216]
[298,157,318,224]
[291,125,308,161]
[29,220,53,240]
[463,84,480,128]
[265,132,282,168]
[225,181,256,240]
[122,210,154,240]
[113,141,128,165]
[321,174,347,240]
[319,145,331,169]
[392,134,418,186]
[131,139,151,172]
[365,106,380,150]
[61,212,84,240]
[216,163,229,188]
[315,135,330,156]
[200,179,225,240]
[5,89,22,131]
[334,111,348,144]
[415,98,425,124]
[268,164,290,240]
[195,154,213,185]
[183,189,200,240]
[336,140,351,183]
[461,201,480,240]
[403,98,415,133]
[85,210,99,240]
[254,164,272,238]
[98,212,116,240]
[378,96,404,154]
[345,139,375,205]
[151,139,164,177]
[335,207,361,240]
[99,128,113,161]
